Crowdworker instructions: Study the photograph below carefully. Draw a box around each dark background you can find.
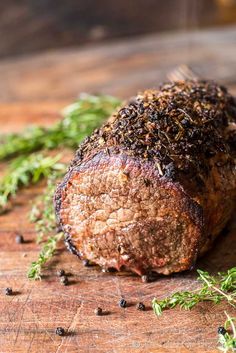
[1,0,236,59]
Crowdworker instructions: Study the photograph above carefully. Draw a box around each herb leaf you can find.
[218,312,236,352]
[152,268,236,316]
[29,168,66,243]
[0,153,65,211]
[0,94,121,160]
[27,232,63,280]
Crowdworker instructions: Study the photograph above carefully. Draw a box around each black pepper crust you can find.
[55,80,236,213]
[70,80,236,180]
[54,80,236,274]
[64,235,81,258]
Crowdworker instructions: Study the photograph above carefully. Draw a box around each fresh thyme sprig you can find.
[29,168,66,243]
[27,232,63,280]
[218,312,236,352]
[0,94,121,160]
[152,268,236,316]
[0,153,65,211]
[28,170,66,279]
[25,95,121,280]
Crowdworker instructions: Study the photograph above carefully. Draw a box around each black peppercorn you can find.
[119,298,127,308]
[55,327,65,336]
[57,269,65,277]
[181,118,191,127]
[5,287,13,296]
[218,326,227,335]
[60,276,69,286]
[15,234,24,244]
[164,162,175,179]
[136,302,145,311]
[94,307,103,316]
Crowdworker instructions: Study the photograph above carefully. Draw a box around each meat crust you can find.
[54,80,236,275]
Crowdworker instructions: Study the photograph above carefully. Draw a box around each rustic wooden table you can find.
[0,26,236,353]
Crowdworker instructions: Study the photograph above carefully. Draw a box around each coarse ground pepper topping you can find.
[73,81,236,186]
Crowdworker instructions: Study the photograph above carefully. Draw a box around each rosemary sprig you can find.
[29,168,66,243]
[27,232,63,280]
[0,94,121,160]
[0,153,65,211]
[152,268,236,316]
[218,312,236,352]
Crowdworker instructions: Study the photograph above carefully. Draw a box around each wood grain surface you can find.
[0,27,236,353]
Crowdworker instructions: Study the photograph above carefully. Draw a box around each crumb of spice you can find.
[218,326,227,335]
[94,307,103,316]
[57,269,65,277]
[119,298,127,308]
[55,327,65,336]
[82,259,90,267]
[141,275,149,283]
[5,287,13,296]
[15,234,24,244]
[60,276,69,286]
[136,302,145,311]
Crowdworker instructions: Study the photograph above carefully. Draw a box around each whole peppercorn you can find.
[60,276,69,286]
[136,302,145,311]
[55,327,65,336]
[15,234,24,244]
[119,298,127,308]
[141,275,149,283]
[94,307,103,316]
[218,326,227,335]
[181,118,191,127]
[5,287,13,296]
[57,269,65,277]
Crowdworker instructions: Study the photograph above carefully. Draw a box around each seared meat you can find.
[54,81,236,275]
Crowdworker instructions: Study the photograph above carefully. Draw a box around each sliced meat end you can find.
[56,151,203,275]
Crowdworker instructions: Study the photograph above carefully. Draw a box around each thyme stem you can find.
[0,94,121,161]
[0,153,64,212]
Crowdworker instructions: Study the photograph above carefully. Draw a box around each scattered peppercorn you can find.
[55,327,65,336]
[60,276,69,286]
[136,302,145,311]
[119,298,127,308]
[141,275,149,283]
[57,269,65,277]
[94,307,103,316]
[5,287,13,296]
[218,326,227,335]
[15,234,24,244]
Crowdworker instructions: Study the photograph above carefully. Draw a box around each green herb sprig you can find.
[152,268,236,316]
[28,169,66,279]
[0,153,65,211]
[27,232,63,280]
[26,95,121,279]
[0,94,121,161]
[29,168,66,243]
[218,312,236,352]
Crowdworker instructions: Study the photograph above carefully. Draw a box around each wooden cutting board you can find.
[0,26,236,353]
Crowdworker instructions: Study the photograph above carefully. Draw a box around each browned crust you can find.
[54,80,236,275]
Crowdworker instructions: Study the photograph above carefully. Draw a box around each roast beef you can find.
[54,81,236,275]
